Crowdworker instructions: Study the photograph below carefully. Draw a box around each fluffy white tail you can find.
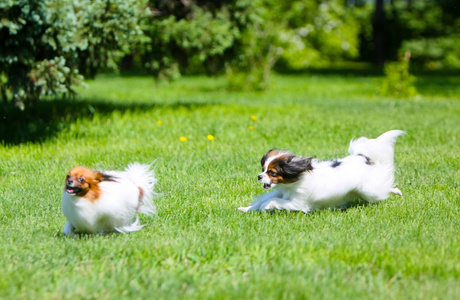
[115,216,144,233]
[349,130,405,166]
[124,163,157,216]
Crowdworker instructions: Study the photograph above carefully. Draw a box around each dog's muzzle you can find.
[65,184,83,195]
[258,173,274,190]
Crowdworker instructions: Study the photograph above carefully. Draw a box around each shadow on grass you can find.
[259,199,370,216]
[54,229,122,239]
[274,62,384,77]
[0,98,210,145]
[414,75,460,96]
[275,64,460,78]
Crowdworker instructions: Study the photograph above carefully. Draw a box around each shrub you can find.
[74,0,146,78]
[226,23,282,91]
[0,0,82,107]
[139,0,258,81]
[380,52,417,98]
[0,0,144,108]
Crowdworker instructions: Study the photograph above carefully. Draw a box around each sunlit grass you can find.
[0,73,459,299]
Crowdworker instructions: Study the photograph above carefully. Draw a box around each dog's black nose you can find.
[258,175,263,181]
[67,180,73,185]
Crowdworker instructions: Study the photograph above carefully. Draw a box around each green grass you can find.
[1,73,459,299]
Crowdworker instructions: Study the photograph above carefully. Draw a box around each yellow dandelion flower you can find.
[207,134,215,141]
[251,115,258,121]
[249,126,254,130]
[157,120,163,125]
[180,136,188,142]
[134,138,138,142]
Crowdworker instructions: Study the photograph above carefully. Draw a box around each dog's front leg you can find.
[237,201,281,212]
[238,190,282,212]
[63,221,77,236]
[238,206,253,212]
[260,198,291,211]
[240,197,289,212]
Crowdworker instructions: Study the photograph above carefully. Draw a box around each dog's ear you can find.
[278,156,314,180]
[93,171,105,183]
[94,171,117,183]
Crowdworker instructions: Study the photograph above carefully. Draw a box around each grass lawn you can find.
[0,73,459,299]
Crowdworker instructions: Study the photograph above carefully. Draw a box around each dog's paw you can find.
[391,188,402,196]
[238,206,251,212]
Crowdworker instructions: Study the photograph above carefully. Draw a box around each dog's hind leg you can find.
[391,188,402,196]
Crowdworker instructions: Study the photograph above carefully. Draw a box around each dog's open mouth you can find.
[66,186,82,195]
[263,183,273,190]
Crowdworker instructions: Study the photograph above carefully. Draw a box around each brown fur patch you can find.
[136,187,144,211]
[65,166,106,203]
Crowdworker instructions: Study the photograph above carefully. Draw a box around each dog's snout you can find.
[67,179,73,185]
[258,174,263,181]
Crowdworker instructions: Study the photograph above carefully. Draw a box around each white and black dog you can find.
[239,130,405,213]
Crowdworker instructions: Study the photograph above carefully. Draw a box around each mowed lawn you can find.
[0,73,459,299]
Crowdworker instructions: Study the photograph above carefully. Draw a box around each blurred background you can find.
[1,0,459,107]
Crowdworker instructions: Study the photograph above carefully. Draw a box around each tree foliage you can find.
[139,0,260,81]
[1,0,459,107]
[0,0,144,108]
[1,0,81,107]
[359,0,460,64]
[275,0,362,69]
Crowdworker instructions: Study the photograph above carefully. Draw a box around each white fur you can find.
[239,130,405,213]
[62,163,156,236]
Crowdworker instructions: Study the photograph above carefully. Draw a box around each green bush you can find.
[74,0,145,78]
[0,0,82,107]
[140,0,367,90]
[140,5,238,80]
[225,3,282,91]
[380,52,417,98]
[0,0,144,108]
[139,0,260,82]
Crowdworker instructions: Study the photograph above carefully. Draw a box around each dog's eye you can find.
[78,177,85,183]
[268,170,276,176]
[66,175,70,179]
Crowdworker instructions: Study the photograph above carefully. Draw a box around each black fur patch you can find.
[101,173,118,182]
[330,160,342,168]
[276,156,314,180]
[357,154,374,165]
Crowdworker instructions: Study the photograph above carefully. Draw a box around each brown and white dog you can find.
[62,163,156,236]
[239,130,405,213]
